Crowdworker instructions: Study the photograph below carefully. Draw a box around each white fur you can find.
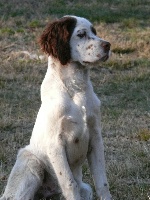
[70,16,109,66]
[0,16,112,200]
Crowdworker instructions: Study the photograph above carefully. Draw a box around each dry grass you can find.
[0,0,150,199]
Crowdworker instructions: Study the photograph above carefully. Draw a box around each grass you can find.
[0,0,150,199]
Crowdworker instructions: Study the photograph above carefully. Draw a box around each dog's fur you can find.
[0,16,112,200]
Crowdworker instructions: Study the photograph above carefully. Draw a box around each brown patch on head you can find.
[39,17,77,65]
[60,172,62,175]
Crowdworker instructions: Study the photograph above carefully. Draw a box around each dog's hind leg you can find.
[0,148,44,200]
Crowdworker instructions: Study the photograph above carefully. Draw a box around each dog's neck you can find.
[46,57,91,97]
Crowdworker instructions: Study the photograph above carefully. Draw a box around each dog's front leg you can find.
[47,117,81,200]
[87,124,112,200]
[48,146,81,200]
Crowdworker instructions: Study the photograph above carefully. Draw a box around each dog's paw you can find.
[80,182,93,200]
[97,185,112,200]
[98,195,112,200]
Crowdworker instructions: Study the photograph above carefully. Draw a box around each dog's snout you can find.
[101,41,111,52]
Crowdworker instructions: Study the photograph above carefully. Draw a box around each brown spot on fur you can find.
[60,172,62,175]
[59,133,63,140]
[74,138,79,143]
[97,54,101,58]
[86,44,93,50]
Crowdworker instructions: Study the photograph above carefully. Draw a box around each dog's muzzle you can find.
[101,41,111,53]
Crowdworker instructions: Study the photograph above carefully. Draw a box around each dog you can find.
[0,16,112,200]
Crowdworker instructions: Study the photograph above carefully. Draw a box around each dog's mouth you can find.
[100,54,109,62]
[82,54,109,65]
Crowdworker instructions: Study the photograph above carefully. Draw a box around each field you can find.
[0,0,150,199]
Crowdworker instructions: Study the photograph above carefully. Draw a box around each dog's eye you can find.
[77,31,86,38]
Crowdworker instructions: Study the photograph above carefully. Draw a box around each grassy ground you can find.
[0,0,150,199]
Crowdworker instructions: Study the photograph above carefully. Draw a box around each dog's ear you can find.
[39,17,76,65]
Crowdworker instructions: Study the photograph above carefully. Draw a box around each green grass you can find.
[0,0,150,23]
[0,0,150,199]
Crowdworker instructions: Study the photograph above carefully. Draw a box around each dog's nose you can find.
[101,41,111,52]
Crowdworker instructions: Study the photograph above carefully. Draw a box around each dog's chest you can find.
[65,92,100,166]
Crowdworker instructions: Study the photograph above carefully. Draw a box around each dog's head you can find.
[39,16,111,66]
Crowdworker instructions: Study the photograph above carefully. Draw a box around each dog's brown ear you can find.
[39,17,76,65]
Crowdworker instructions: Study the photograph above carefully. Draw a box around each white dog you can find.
[0,16,112,200]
